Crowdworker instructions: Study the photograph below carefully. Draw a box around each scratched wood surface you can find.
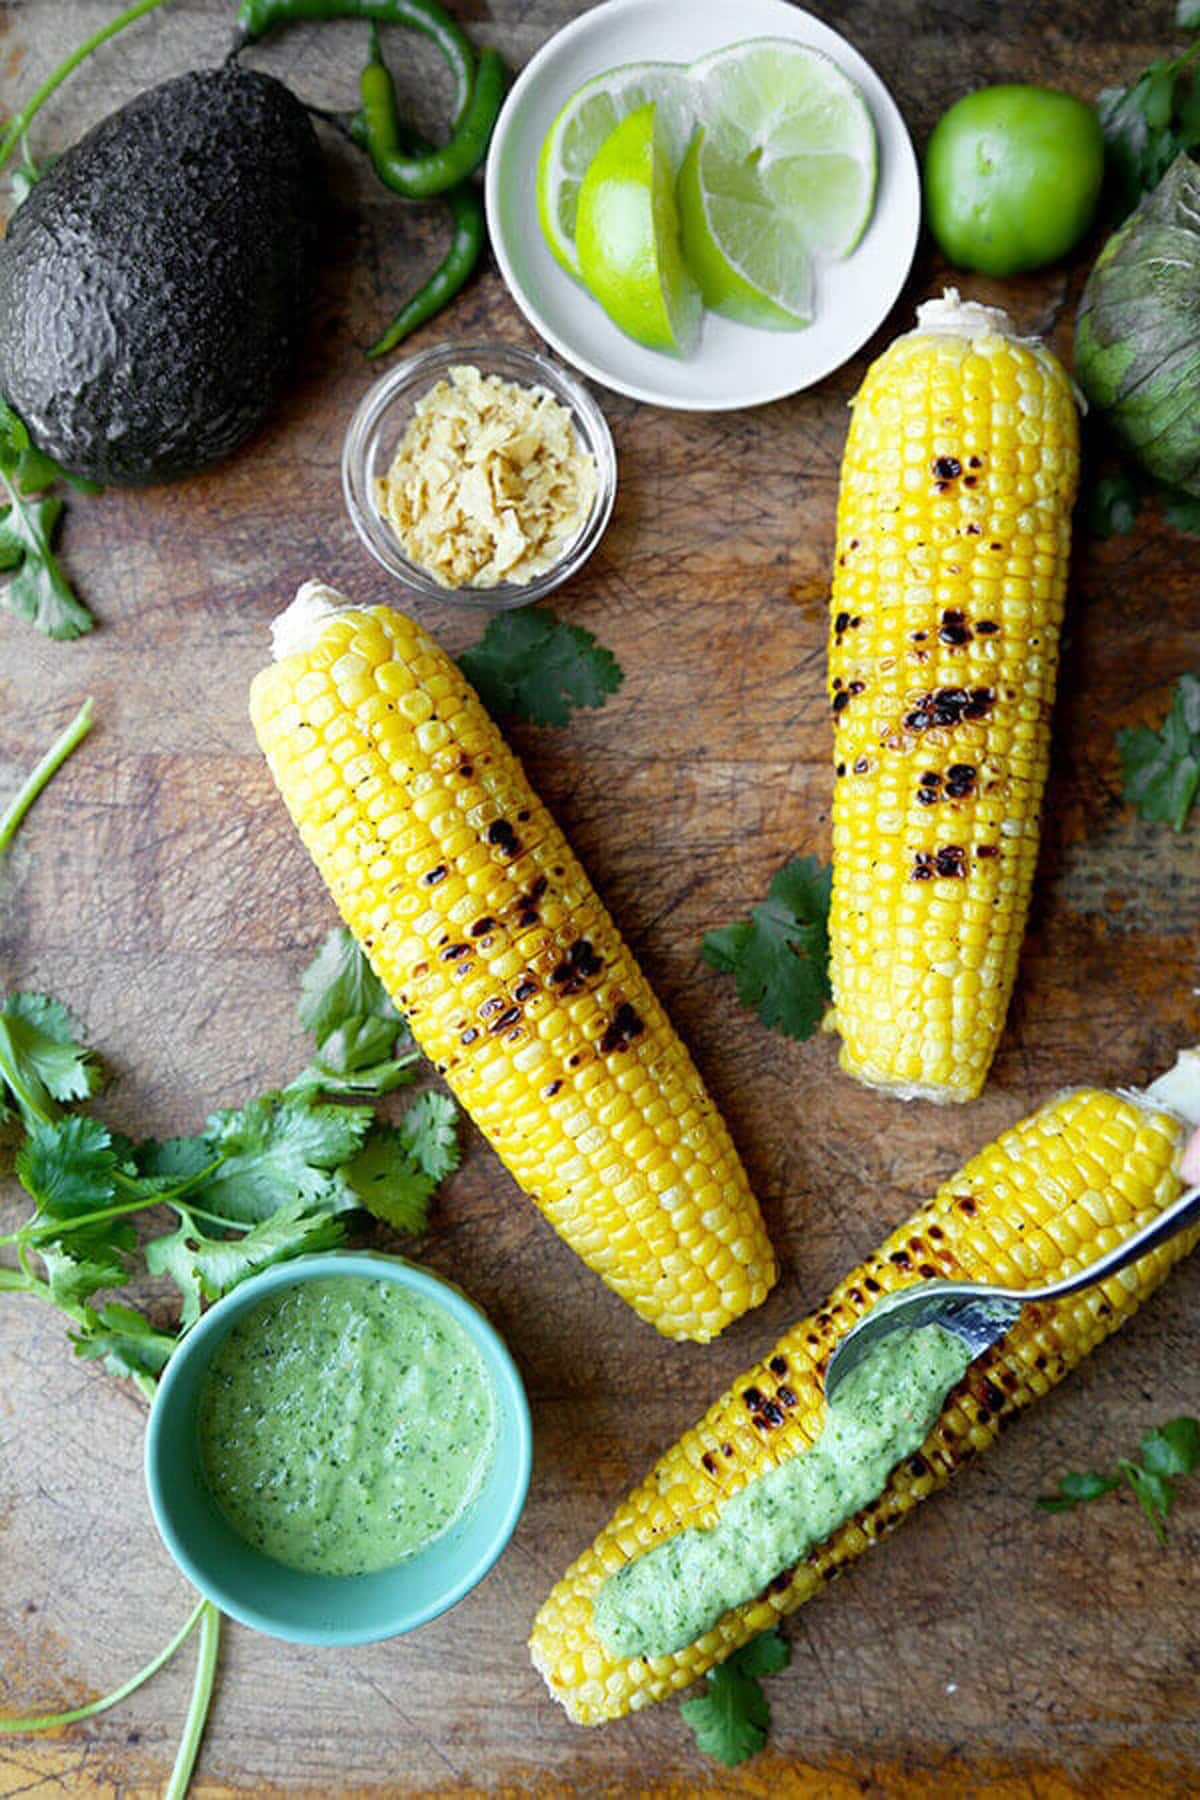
[1,0,1198,1793]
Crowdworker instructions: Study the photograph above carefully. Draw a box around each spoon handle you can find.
[1036,1182,1200,1303]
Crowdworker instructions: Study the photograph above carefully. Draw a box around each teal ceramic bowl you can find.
[144,1252,532,1645]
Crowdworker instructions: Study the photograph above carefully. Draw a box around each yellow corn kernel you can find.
[828,294,1080,1102]
[530,1075,1196,1723]
[251,594,775,1342]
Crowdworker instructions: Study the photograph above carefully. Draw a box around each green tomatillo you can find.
[923,83,1104,277]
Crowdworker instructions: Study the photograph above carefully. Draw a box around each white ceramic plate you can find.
[485,0,921,412]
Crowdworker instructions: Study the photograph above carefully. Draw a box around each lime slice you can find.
[690,38,878,260]
[677,127,813,329]
[575,102,702,356]
[537,61,694,279]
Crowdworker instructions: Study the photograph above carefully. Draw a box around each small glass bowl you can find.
[341,341,617,610]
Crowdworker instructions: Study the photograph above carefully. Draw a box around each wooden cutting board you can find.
[2,2,1198,1792]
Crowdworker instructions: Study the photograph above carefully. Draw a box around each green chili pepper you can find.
[233,0,505,197]
[362,44,504,197]
[358,26,484,355]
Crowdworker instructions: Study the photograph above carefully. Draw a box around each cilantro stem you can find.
[1119,1458,1169,1544]
[0,0,174,177]
[4,1186,236,1249]
[164,1601,220,1800]
[0,698,94,853]
[0,1597,206,1733]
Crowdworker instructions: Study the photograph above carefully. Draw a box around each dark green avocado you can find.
[0,65,323,486]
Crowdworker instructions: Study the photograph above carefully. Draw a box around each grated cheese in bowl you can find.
[374,364,599,590]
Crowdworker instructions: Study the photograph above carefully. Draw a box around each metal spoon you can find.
[822,1181,1200,1404]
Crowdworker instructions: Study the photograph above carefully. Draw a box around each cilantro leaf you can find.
[186,1204,346,1299]
[36,1238,130,1307]
[0,992,100,1127]
[318,1015,405,1073]
[193,1095,372,1224]
[1118,673,1200,831]
[298,927,400,1046]
[680,1668,768,1767]
[133,1134,216,1185]
[679,1632,789,1767]
[340,1094,459,1235]
[1140,1415,1200,1476]
[0,394,30,463]
[13,445,64,496]
[1036,1470,1122,1511]
[16,1116,118,1221]
[70,1300,176,1392]
[726,1627,790,1680]
[702,855,832,1041]
[0,394,96,639]
[1087,471,1140,539]
[0,484,94,640]
[286,1014,419,1099]
[341,1130,436,1234]
[143,1222,206,1329]
[397,1091,460,1183]
[458,608,623,728]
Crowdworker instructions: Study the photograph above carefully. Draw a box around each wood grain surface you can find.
[2,1,1198,1793]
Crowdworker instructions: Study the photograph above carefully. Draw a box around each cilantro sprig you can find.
[679,1628,791,1766]
[702,854,832,1042]
[1038,1417,1200,1542]
[1118,673,1200,831]
[0,931,458,1395]
[1098,14,1200,221]
[458,607,623,728]
[0,395,98,640]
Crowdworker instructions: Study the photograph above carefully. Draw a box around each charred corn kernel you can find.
[828,291,1080,1103]
[252,584,775,1342]
[530,1060,1199,1723]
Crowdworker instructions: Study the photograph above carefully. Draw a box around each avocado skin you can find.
[0,65,323,486]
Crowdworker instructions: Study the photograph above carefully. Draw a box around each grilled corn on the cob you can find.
[529,1050,1200,1723]
[250,584,775,1342]
[828,291,1080,1103]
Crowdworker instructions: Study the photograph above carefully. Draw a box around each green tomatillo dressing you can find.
[592,1323,974,1659]
[198,1275,496,1576]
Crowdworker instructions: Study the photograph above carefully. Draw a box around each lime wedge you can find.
[690,38,878,261]
[575,102,702,356]
[537,61,694,278]
[677,127,813,329]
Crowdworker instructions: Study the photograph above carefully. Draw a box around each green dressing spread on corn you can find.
[592,1323,973,1659]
